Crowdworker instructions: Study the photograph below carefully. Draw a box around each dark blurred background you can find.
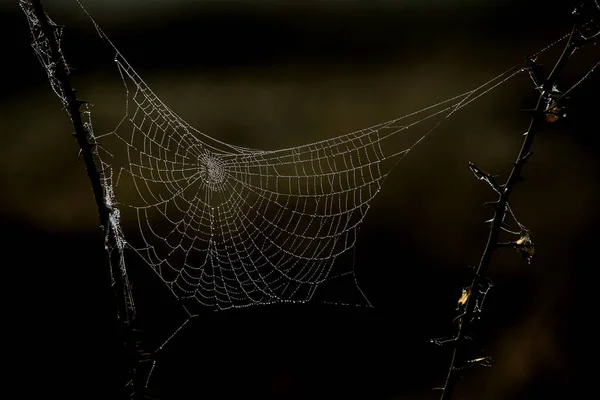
[1,1,598,399]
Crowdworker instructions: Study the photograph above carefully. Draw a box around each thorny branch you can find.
[21,1,145,398]
[435,4,599,400]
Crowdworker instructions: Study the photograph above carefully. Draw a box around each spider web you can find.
[97,62,522,311]
[73,2,561,312]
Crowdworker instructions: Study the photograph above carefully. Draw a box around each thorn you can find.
[75,99,90,110]
[500,221,512,230]
[525,56,545,90]
[525,55,536,66]
[485,218,512,228]
[525,56,544,69]
[431,336,459,347]
[469,162,502,193]
[477,276,495,289]
[520,151,533,162]
[509,158,528,168]
[483,201,502,210]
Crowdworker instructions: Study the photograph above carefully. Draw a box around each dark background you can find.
[1,1,598,399]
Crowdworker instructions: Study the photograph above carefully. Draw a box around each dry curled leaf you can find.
[458,287,471,307]
[514,233,536,262]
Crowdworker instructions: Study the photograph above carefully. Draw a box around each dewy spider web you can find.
[98,66,522,311]
[69,1,580,312]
